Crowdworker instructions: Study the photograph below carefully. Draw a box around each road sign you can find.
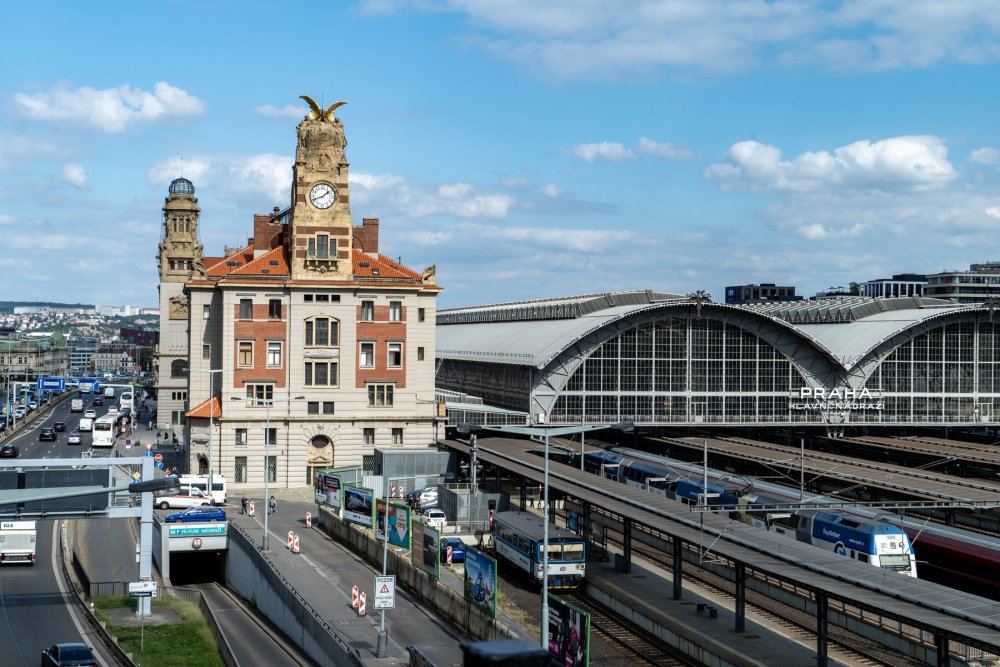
[154,453,163,462]
[131,471,141,480]
[128,581,157,598]
[373,575,395,609]
[156,461,164,470]
[352,585,359,608]
[144,450,154,458]
[359,592,367,616]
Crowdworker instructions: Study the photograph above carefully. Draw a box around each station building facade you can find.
[435,291,1000,429]
[157,98,442,490]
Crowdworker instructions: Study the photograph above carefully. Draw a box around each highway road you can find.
[0,391,115,665]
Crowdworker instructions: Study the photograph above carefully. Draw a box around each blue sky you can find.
[5,1,1000,309]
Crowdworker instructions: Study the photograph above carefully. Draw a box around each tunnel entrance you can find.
[168,550,227,585]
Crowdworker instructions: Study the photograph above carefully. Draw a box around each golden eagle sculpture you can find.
[300,95,347,122]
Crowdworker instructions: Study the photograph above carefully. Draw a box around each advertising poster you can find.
[343,485,374,527]
[375,499,411,548]
[412,521,440,579]
[463,546,497,619]
[314,472,342,508]
[547,595,590,667]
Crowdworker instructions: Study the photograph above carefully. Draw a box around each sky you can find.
[5,1,1000,309]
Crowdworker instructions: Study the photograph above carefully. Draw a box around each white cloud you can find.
[397,1,1000,79]
[986,207,1000,220]
[255,104,305,119]
[571,142,635,162]
[705,136,956,193]
[970,147,1000,165]
[637,137,698,160]
[0,214,13,225]
[13,82,205,133]
[541,184,561,197]
[63,163,87,188]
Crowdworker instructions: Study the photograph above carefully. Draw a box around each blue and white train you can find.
[491,511,587,589]
[576,449,918,577]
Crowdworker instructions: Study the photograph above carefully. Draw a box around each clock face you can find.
[310,183,337,209]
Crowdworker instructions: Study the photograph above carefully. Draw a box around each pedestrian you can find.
[147,419,152,431]
[269,495,277,515]
[241,496,248,515]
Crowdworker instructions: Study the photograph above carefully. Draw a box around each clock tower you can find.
[289,97,353,280]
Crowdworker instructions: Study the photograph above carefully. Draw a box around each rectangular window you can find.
[268,299,282,319]
[305,318,337,346]
[202,344,210,360]
[307,401,319,415]
[315,319,329,345]
[265,428,277,446]
[363,428,375,445]
[239,299,252,320]
[389,301,402,321]
[235,456,247,483]
[417,347,425,361]
[418,307,425,322]
[238,341,254,367]
[322,401,335,414]
[361,300,374,321]
[316,234,329,258]
[267,341,282,367]
[235,428,247,446]
[360,342,375,367]
[266,455,277,483]
[308,238,315,257]
[316,294,329,302]
[203,304,211,320]
[391,428,403,445]
[305,361,338,386]
[246,384,273,406]
[304,294,314,302]
[388,342,402,367]
[367,383,394,407]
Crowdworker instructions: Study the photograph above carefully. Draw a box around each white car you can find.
[422,509,447,530]
[83,409,97,419]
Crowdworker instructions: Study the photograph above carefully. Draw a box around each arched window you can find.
[304,316,339,347]
[171,359,189,378]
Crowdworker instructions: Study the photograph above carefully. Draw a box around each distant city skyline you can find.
[5,2,1000,308]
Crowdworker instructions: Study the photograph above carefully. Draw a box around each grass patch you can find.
[92,595,224,667]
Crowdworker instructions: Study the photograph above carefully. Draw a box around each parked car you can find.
[439,536,466,563]
[67,431,82,445]
[83,409,97,419]
[53,421,66,432]
[155,486,214,509]
[0,444,18,458]
[39,427,56,441]
[41,642,98,667]
[422,509,447,530]
[165,506,227,523]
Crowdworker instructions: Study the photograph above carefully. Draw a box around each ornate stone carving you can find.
[168,293,189,320]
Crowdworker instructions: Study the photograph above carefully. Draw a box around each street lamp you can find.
[377,472,422,658]
[469,420,634,650]
[187,368,225,499]
[234,393,303,550]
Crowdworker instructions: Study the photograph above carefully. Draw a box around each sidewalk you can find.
[229,492,477,665]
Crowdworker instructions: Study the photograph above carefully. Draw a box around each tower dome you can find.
[168,177,195,195]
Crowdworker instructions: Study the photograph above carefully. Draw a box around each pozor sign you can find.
[791,387,884,411]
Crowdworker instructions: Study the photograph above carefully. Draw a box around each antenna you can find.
[180,157,185,178]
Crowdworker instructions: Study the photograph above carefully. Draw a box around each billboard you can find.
[375,499,411,549]
[412,521,440,579]
[314,472,342,508]
[343,485,374,527]
[463,546,497,619]
[548,595,591,667]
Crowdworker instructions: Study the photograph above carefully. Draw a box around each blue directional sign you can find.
[144,450,154,458]
[78,378,101,393]
[156,461,164,470]
[37,377,66,392]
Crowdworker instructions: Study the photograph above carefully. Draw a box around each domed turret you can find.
[169,177,195,195]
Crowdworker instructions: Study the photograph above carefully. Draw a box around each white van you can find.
[178,475,227,506]
[78,417,94,432]
[155,485,214,510]
[103,387,115,399]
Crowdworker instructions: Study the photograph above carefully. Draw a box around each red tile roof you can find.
[186,394,222,419]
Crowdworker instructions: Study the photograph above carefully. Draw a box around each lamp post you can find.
[461,420,634,650]
[243,393,303,550]
[377,472,419,658]
[188,368,225,500]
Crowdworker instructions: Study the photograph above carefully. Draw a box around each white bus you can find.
[178,475,227,506]
[91,415,119,448]
[119,391,134,412]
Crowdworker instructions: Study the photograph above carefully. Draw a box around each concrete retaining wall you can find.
[224,522,363,667]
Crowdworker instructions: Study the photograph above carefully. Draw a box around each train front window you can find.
[879,554,911,571]
[563,543,584,562]
[544,544,564,561]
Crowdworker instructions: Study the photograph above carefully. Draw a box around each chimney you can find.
[353,217,379,254]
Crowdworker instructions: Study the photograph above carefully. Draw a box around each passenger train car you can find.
[491,511,586,589]
[576,448,918,576]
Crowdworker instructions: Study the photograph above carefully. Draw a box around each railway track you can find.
[604,528,915,667]
[560,592,697,666]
